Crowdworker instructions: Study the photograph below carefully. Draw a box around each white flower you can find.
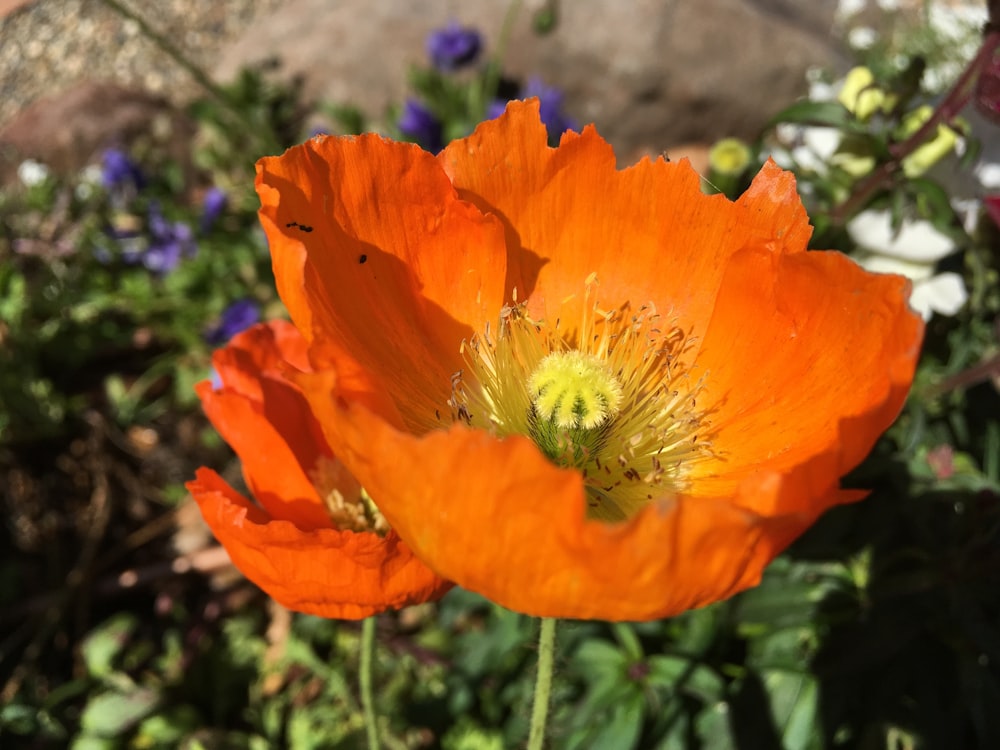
[848,208,967,319]
[774,124,842,174]
[860,254,968,319]
[836,0,867,19]
[75,164,104,200]
[848,26,879,50]
[17,159,50,187]
[797,127,843,172]
[847,209,957,262]
[976,162,1000,190]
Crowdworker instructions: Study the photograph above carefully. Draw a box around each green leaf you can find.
[573,640,628,682]
[581,695,645,750]
[0,701,38,735]
[764,101,851,131]
[134,705,200,746]
[695,702,736,750]
[69,736,119,750]
[761,669,820,750]
[647,655,725,704]
[80,613,139,679]
[611,623,644,662]
[78,688,160,738]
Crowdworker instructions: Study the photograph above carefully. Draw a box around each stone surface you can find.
[215,0,845,159]
[0,0,283,129]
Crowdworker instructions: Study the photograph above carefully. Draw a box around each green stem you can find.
[527,617,557,750]
[98,0,232,104]
[97,0,280,155]
[360,616,380,750]
[481,0,523,114]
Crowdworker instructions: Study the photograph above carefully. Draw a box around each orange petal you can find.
[200,322,334,530]
[689,246,923,507]
[188,469,453,619]
[293,371,859,620]
[439,102,812,334]
[259,103,922,621]
[256,134,510,430]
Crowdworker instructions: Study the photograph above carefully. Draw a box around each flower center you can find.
[448,277,716,522]
[310,456,389,535]
[527,351,622,468]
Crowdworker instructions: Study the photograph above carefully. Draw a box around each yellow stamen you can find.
[310,456,388,534]
[529,351,623,430]
[449,277,717,522]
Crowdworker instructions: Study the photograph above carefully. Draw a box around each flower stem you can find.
[480,0,523,116]
[97,0,232,106]
[360,616,380,750]
[527,617,557,750]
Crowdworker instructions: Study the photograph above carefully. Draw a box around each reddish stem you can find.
[829,30,1000,226]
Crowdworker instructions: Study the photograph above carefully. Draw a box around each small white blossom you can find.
[75,164,104,200]
[849,209,967,319]
[17,159,50,187]
[836,0,867,19]
[848,26,879,50]
[847,209,957,262]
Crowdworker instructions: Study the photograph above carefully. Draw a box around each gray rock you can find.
[215,0,844,159]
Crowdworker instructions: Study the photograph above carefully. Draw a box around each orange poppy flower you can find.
[186,319,452,619]
[252,100,923,621]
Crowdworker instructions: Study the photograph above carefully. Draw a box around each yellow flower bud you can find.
[708,137,752,177]
[838,66,895,121]
[830,139,876,178]
[898,105,961,177]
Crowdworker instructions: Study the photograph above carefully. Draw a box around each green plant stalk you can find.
[97,0,281,155]
[480,0,524,117]
[360,616,380,750]
[98,0,231,105]
[527,617,557,750]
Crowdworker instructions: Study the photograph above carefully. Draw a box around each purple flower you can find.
[101,148,144,193]
[207,299,261,344]
[144,203,196,274]
[522,77,578,145]
[486,99,508,120]
[200,187,228,233]
[398,99,443,152]
[426,21,482,71]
